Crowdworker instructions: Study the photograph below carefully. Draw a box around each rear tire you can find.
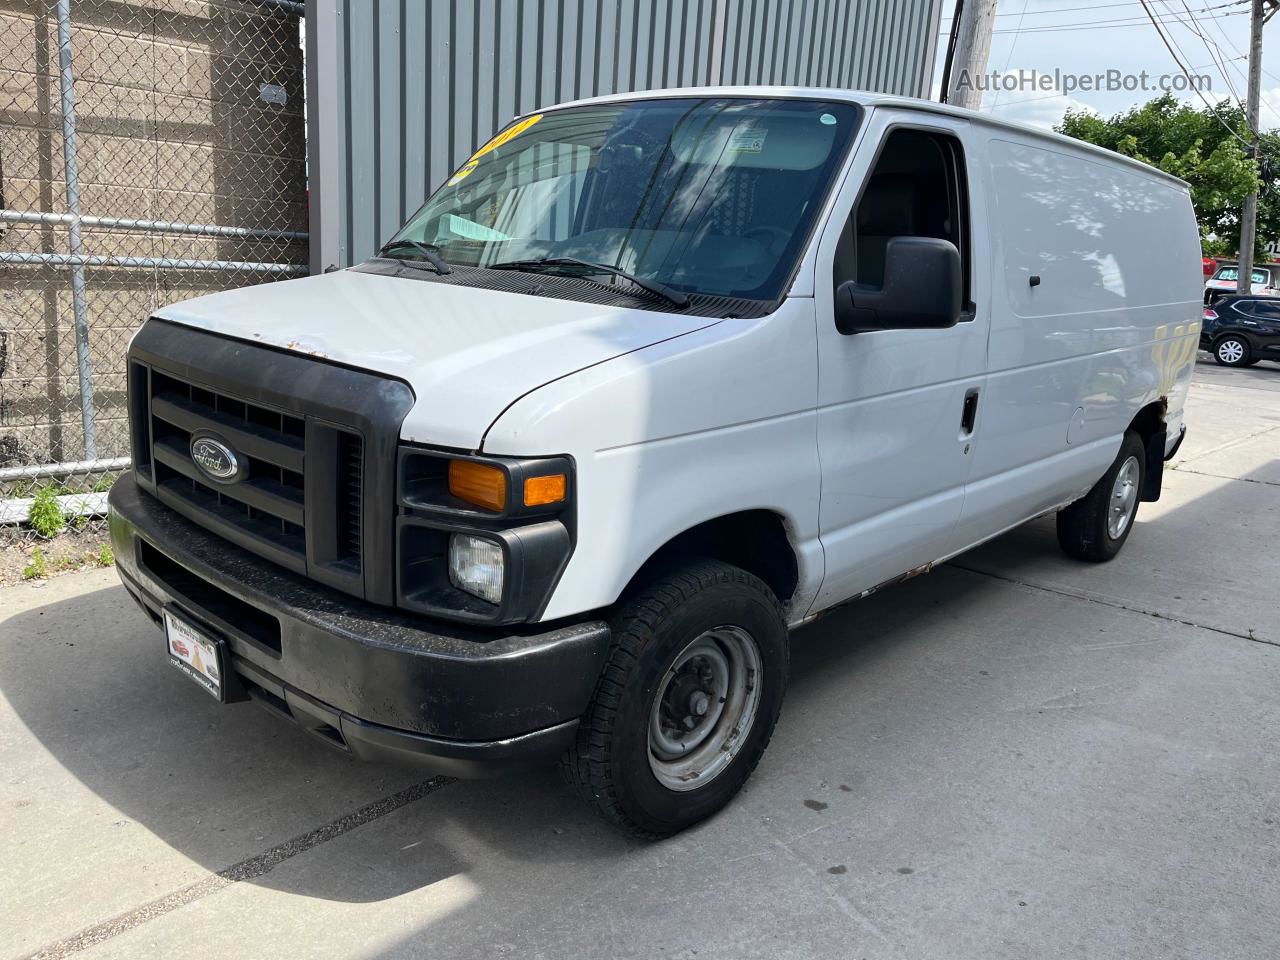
[562,559,788,839]
[1057,431,1145,562]
[1214,335,1252,366]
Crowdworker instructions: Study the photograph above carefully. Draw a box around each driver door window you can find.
[832,127,971,311]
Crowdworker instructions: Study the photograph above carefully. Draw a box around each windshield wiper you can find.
[378,239,452,275]
[487,257,688,308]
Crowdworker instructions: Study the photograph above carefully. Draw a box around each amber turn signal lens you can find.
[448,460,506,511]
[524,473,567,507]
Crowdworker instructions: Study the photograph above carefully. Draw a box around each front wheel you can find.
[562,559,788,839]
[1214,335,1252,366]
[1056,430,1145,562]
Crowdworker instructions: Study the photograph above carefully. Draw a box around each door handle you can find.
[960,388,980,436]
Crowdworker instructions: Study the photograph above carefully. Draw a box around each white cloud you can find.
[981,90,1096,132]
[1258,86,1280,132]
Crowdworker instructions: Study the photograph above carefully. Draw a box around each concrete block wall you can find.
[0,0,306,471]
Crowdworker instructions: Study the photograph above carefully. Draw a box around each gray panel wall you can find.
[306,0,944,271]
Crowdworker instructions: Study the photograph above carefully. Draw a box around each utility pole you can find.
[942,0,999,109]
[1237,0,1271,294]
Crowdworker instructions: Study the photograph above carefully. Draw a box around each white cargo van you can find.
[111,88,1201,838]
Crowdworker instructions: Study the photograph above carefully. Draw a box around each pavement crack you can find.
[21,776,455,960]
[1169,466,1280,488]
[950,564,1278,650]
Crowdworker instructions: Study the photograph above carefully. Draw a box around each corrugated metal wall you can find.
[305,0,944,272]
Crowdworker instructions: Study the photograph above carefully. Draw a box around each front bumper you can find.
[108,472,611,777]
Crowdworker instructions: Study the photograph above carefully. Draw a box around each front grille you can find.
[146,368,310,571]
[128,321,416,606]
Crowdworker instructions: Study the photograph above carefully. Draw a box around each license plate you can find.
[164,610,224,700]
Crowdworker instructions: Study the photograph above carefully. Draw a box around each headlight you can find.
[397,447,574,623]
[448,534,505,604]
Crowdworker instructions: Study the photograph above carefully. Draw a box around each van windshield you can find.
[1216,267,1268,284]
[386,97,860,302]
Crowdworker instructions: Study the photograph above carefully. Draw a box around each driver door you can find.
[808,112,989,613]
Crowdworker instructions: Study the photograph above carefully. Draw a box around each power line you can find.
[1201,4,1280,89]
[990,0,1032,110]
[936,0,1244,16]
[1205,19,1280,124]
[978,10,1247,31]
[1152,0,1231,94]
[940,7,1246,32]
[1168,0,1247,106]
[1137,0,1259,144]
[940,0,1239,18]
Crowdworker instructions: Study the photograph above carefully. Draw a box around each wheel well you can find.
[1128,399,1166,446]
[627,510,800,605]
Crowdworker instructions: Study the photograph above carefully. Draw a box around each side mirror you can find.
[835,236,962,335]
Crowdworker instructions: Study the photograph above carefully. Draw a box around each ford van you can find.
[1204,263,1280,303]
[110,88,1201,838]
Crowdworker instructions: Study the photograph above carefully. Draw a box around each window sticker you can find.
[448,114,544,186]
[471,113,544,160]
[447,158,480,186]
[728,129,768,153]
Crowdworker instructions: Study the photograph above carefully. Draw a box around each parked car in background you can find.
[1201,296,1280,366]
[1205,264,1280,303]
[1203,256,1219,279]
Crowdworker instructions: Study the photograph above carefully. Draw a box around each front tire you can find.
[562,560,788,839]
[1214,335,1252,366]
[1056,431,1145,562]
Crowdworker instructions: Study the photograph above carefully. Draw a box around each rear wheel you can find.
[1057,431,1145,562]
[1214,335,1252,366]
[562,559,788,839]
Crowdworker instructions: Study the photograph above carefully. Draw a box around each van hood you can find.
[153,268,717,450]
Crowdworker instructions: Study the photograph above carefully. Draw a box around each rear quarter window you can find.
[989,138,1200,318]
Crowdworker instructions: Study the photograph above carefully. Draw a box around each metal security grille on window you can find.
[0,0,306,547]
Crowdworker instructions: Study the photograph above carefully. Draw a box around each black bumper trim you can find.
[228,651,580,778]
[109,472,610,776]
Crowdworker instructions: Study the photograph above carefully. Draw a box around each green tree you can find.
[1056,94,1274,260]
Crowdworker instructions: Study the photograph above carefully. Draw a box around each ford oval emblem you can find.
[190,436,240,482]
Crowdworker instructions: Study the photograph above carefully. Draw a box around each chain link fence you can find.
[0,0,307,560]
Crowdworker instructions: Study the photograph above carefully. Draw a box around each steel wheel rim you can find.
[1108,455,1140,539]
[1219,339,1245,363]
[648,626,762,792]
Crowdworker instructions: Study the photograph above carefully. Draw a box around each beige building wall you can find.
[0,0,307,472]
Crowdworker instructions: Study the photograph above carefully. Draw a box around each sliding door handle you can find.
[960,388,980,435]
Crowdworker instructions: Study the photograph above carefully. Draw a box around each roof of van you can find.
[536,86,1190,190]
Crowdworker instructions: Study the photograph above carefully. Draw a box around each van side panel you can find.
[954,137,1201,545]
[480,299,825,624]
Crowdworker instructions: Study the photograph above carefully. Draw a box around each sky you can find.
[930,0,1280,131]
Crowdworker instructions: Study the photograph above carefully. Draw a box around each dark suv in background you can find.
[1201,296,1280,367]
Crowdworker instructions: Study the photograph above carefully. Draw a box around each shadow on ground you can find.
[0,546,1005,907]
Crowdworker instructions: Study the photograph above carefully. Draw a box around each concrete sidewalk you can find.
[3,356,1279,960]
